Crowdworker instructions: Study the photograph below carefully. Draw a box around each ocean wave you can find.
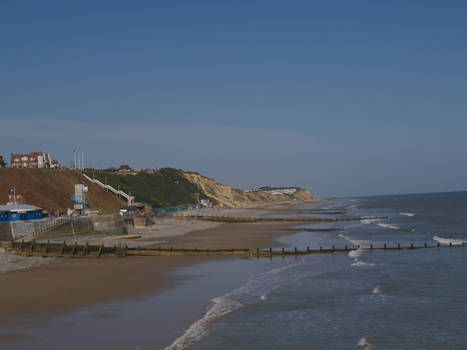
[400,212,416,217]
[433,235,466,246]
[0,252,59,274]
[377,223,400,230]
[348,249,363,259]
[360,219,381,225]
[346,205,357,210]
[372,286,382,295]
[164,296,243,350]
[338,233,370,249]
[351,261,376,267]
[357,336,374,349]
[164,259,307,350]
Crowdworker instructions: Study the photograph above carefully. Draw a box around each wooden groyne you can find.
[3,240,467,258]
[174,215,388,223]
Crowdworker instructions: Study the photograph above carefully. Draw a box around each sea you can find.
[2,191,467,349]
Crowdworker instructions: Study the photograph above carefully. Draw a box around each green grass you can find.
[84,167,212,207]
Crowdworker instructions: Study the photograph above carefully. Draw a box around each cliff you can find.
[0,167,317,212]
[183,172,317,207]
[0,168,124,212]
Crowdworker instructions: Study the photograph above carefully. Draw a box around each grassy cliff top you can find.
[84,167,211,207]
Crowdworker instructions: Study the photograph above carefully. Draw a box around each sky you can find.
[1,0,467,197]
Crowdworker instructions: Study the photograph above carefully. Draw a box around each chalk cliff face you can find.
[183,172,317,207]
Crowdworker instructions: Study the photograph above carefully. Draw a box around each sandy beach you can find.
[0,201,313,347]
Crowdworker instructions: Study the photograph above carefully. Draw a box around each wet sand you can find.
[0,201,314,345]
[157,221,304,250]
[0,255,216,328]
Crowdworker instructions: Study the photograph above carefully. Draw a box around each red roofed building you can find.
[10,152,60,169]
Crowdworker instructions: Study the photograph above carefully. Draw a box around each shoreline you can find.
[0,200,315,346]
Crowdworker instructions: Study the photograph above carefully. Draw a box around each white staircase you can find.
[81,173,135,205]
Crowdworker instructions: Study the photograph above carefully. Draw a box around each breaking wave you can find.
[351,261,376,267]
[357,336,374,349]
[372,286,382,295]
[377,223,400,230]
[400,212,416,217]
[433,235,466,246]
[164,258,307,350]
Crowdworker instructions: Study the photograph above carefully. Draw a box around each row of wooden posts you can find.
[6,240,466,258]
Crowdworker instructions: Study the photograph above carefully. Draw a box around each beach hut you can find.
[0,204,43,222]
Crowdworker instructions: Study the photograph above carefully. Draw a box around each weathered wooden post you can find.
[345,245,348,251]
[59,241,66,255]
[450,242,452,247]
[370,244,373,250]
[307,246,310,253]
[424,243,427,248]
[437,242,440,247]
[30,239,35,253]
[398,243,401,249]
[410,243,414,249]
[384,243,387,250]
[282,247,285,255]
[45,240,49,255]
[72,242,77,255]
[269,247,272,255]
[320,246,322,251]
[257,248,260,256]
[97,243,104,257]
[294,247,297,255]
[83,242,89,256]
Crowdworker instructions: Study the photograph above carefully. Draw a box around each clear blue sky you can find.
[1,0,466,197]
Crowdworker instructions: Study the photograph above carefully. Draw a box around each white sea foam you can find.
[360,219,381,225]
[377,223,400,230]
[346,205,357,210]
[164,295,243,350]
[338,233,370,249]
[351,261,376,267]
[164,259,307,350]
[357,336,374,349]
[400,212,416,217]
[348,249,363,259]
[372,286,382,295]
[0,252,58,274]
[433,235,466,246]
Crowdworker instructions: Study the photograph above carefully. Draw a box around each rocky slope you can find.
[183,172,317,207]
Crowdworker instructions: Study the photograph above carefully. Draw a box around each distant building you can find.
[0,204,43,222]
[10,152,60,169]
[0,156,6,168]
[0,189,43,222]
[118,164,132,172]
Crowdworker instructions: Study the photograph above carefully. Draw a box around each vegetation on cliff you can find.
[0,167,316,212]
[84,168,211,208]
